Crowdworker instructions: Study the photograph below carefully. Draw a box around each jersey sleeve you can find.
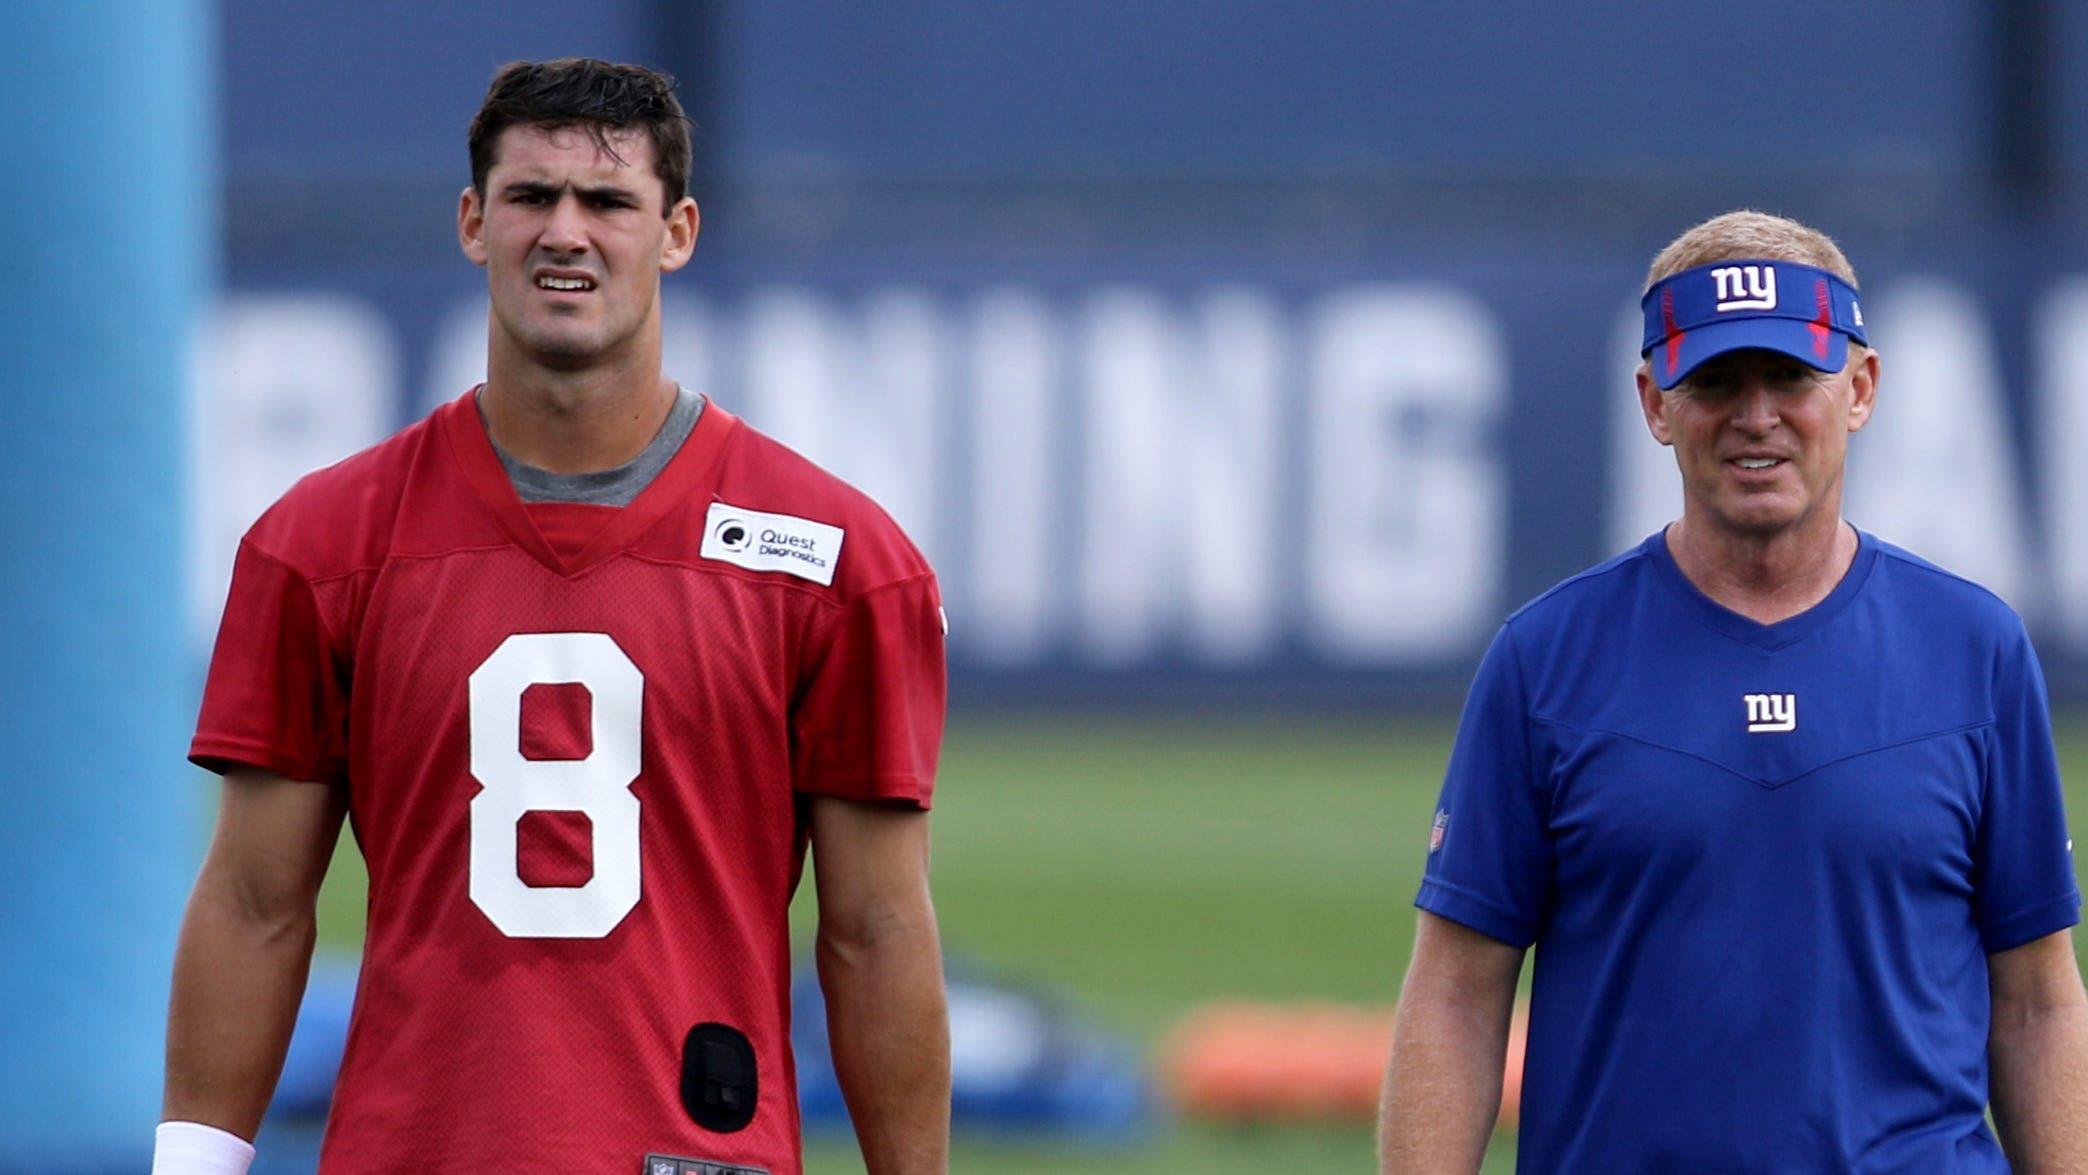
[188,538,350,785]
[1414,622,1552,947]
[1973,621,2081,952]
[790,573,946,807]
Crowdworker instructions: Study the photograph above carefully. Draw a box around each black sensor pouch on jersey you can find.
[680,1022,758,1133]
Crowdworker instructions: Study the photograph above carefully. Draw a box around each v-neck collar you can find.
[438,386,738,577]
[1643,524,1879,651]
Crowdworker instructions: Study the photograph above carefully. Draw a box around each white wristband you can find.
[152,1121,256,1175]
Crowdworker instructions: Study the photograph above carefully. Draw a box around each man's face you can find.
[458,124,697,370]
[1637,346,1879,538]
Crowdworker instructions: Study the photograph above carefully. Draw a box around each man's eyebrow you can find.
[573,182,640,202]
[501,179,562,198]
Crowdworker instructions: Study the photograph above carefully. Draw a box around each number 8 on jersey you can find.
[468,631,644,938]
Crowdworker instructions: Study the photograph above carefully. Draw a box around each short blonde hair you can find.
[1645,210,1858,291]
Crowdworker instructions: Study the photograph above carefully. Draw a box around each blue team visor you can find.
[1639,259,1867,390]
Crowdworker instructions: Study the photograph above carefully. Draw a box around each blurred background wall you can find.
[204,0,2088,703]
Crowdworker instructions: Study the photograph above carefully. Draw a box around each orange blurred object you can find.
[1158,1000,1528,1127]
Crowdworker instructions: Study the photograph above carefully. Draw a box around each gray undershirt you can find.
[488,386,703,506]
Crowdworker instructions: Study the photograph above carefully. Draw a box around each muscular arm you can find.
[1379,911,1526,1174]
[1989,927,2088,1169]
[163,768,346,1139]
[808,797,949,1174]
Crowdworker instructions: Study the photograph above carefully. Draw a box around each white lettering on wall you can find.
[659,294,719,406]
[1607,301,1678,554]
[740,288,945,563]
[1846,280,2030,608]
[1303,287,1507,661]
[194,276,2088,672]
[965,290,1059,664]
[190,296,394,643]
[195,282,1528,670]
[2040,278,2088,639]
[424,297,485,413]
[1077,288,1285,664]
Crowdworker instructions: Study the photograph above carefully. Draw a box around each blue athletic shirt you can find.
[1418,528,2080,1173]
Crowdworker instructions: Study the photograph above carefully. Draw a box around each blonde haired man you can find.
[1380,211,2088,1172]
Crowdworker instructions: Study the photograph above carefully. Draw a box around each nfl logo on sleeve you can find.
[1429,809,1449,853]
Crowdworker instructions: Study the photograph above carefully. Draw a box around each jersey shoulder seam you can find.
[1505,546,1652,628]
[306,542,521,587]
[235,538,355,653]
[843,569,938,606]
[1871,542,2018,613]
[618,550,931,608]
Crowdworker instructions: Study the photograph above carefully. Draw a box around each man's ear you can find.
[660,196,699,273]
[459,186,489,267]
[1636,363,1674,446]
[1846,346,1880,433]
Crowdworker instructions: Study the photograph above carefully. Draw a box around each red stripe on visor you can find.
[1662,287,1686,377]
[1809,278,1832,358]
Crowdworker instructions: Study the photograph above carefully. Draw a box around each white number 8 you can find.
[468,632,643,938]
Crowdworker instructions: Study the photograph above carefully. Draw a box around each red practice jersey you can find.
[191,390,946,1174]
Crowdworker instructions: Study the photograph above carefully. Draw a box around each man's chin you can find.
[516,329,611,371]
[1711,499,1810,538]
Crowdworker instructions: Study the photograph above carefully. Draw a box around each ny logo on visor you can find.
[1711,264,1777,312]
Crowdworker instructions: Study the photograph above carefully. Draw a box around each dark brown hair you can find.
[468,58,693,213]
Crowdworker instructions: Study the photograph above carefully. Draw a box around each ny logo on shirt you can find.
[1744,692,1797,733]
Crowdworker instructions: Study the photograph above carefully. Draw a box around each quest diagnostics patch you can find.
[701,501,845,586]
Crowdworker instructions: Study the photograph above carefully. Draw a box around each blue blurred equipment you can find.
[793,958,1154,1145]
[269,956,359,1118]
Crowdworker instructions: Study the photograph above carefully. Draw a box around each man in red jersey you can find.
[156,59,950,1175]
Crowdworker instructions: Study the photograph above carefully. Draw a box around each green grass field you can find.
[304,713,2088,1174]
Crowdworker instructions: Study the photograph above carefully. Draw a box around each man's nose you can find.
[1729,382,1779,432]
[540,194,589,254]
